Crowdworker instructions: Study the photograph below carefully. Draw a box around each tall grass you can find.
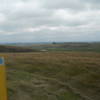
[0,52,100,100]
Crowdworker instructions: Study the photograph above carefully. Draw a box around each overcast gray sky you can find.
[0,0,100,43]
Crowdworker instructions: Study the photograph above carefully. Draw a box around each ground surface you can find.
[0,52,100,100]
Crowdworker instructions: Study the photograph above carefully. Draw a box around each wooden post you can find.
[0,58,7,100]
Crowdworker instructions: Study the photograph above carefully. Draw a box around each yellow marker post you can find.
[0,58,7,100]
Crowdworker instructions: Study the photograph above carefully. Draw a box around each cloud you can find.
[0,0,100,42]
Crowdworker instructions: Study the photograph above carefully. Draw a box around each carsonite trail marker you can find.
[0,58,7,100]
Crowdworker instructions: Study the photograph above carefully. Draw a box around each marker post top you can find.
[0,58,4,65]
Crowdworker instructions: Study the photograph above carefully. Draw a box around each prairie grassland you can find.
[0,52,100,100]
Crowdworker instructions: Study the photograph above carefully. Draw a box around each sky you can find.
[0,0,100,43]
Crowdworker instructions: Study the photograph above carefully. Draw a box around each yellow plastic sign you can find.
[0,58,7,100]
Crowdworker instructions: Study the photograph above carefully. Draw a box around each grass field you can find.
[0,51,100,100]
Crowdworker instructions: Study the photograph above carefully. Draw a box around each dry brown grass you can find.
[0,51,100,100]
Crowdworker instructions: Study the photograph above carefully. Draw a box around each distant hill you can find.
[28,42,100,52]
[0,45,37,52]
[0,42,100,52]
